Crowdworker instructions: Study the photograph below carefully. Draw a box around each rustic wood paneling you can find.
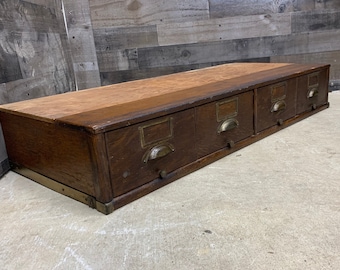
[94,25,158,72]
[96,49,140,72]
[208,0,315,18]
[63,0,101,90]
[292,10,340,33]
[23,0,56,7]
[2,0,340,102]
[158,13,291,46]
[94,25,158,50]
[0,0,75,103]
[15,32,71,80]
[315,0,340,10]
[0,1,64,84]
[0,46,22,84]
[137,30,340,69]
[0,72,74,104]
[0,1,61,33]
[89,0,210,28]
[100,58,270,85]
[271,51,340,80]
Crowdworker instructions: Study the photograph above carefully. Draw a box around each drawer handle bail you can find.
[143,143,175,163]
[271,100,286,112]
[218,118,239,133]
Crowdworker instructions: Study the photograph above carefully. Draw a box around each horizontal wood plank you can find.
[0,72,75,104]
[158,13,291,46]
[315,0,340,10]
[208,0,315,18]
[292,10,340,33]
[89,0,210,28]
[94,25,158,50]
[138,30,340,69]
[96,49,139,72]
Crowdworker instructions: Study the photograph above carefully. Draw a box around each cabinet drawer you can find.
[106,109,195,197]
[256,78,297,132]
[196,91,254,158]
[296,69,329,114]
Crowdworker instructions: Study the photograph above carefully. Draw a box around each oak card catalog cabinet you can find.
[0,63,330,214]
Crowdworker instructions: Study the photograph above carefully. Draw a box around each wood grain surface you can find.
[89,0,340,86]
[157,13,291,46]
[89,0,209,28]
[0,63,292,120]
[62,0,101,90]
[0,0,75,103]
[137,31,340,69]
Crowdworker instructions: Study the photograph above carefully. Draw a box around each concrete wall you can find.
[1,0,340,104]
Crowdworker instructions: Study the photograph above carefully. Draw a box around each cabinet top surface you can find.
[0,62,329,132]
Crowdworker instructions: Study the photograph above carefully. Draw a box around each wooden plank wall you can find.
[0,0,76,104]
[1,0,340,105]
[62,0,101,90]
[89,0,340,88]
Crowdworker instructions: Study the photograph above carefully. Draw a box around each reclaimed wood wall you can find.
[0,0,76,104]
[90,0,340,89]
[1,0,340,104]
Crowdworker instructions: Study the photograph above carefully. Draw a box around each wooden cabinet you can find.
[0,63,330,214]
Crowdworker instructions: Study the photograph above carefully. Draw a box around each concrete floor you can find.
[1,92,340,270]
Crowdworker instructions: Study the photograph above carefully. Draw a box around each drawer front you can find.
[196,91,254,158]
[296,69,329,114]
[256,78,297,132]
[106,109,195,197]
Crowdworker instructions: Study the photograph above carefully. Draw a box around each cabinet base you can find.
[11,102,329,214]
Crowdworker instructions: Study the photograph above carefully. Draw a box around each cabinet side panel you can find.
[88,133,113,203]
[0,112,95,196]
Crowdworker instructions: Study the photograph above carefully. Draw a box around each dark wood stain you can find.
[0,112,96,196]
[0,63,330,213]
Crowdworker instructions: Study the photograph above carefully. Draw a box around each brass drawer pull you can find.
[218,118,239,133]
[308,88,318,98]
[143,143,175,163]
[271,100,286,112]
